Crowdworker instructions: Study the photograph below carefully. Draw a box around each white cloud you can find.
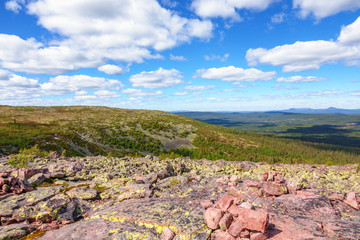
[246,17,360,72]
[161,0,178,8]
[73,95,97,101]
[0,70,41,101]
[338,17,360,46]
[191,0,278,19]
[0,0,213,74]
[185,85,215,91]
[170,54,187,61]
[195,66,276,82]
[98,64,126,75]
[40,75,124,94]
[277,76,326,83]
[293,0,360,19]
[204,53,229,62]
[129,68,183,89]
[271,13,285,24]
[122,88,162,97]
[75,90,88,95]
[5,0,24,13]
[174,92,189,96]
[94,90,120,98]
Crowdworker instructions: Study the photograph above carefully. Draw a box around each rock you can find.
[2,184,10,193]
[219,213,232,231]
[214,231,236,240]
[200,200,214,209]
[344,192,359,210]
[0,173,8,178]
[230,175,239,183]
[228,220,244,237]
[262,181,288,196]
[28,173,46,187]
[261,173,268,182]
[0,223,35,240]
[204,207,224,230]
[244,180,261,188]
[48,151,60,159]
[328,193,344,201]
[135,173,158,184]
[228,206,269,233]
[250,232,267,240]
[0,178,8,186]
[67,187,99,201]
[216,194,236,211]
[240,202,254,210]
[17,168,44,180]
[160,227,175,240]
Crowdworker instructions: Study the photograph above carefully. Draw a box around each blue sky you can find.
[1,0,360,111]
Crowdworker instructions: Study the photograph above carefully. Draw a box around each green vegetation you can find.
[1,106,360,165]
[8,144,49,168]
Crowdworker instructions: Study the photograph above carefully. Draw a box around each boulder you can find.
[216,195,236,211]
[67,187,99,201]
[160,227,176,240]
[244,179,261,188]
[228,206,269,233]
[214,231,236,240]
[344,192,359,210]
[204,207,224,230]
[0,223,35,240]
[28,173,46,187]
[262,181,288,196]
[228,220,244,237]
[219,213,232,231]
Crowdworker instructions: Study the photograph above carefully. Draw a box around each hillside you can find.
[1,106,360,165]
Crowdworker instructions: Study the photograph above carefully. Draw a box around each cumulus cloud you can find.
[40,75,124,95]
[195,66,276,82]
[185,85,215,91]
[170,54,187,61]
[191,0,278,19]
[5,0,24,13]
[204,53,229,62]
[129,68,183,89]
[293,0,360,19]
[277,76,327,83]
[94,90,120,98]
[122,88,162,97]
[246,17,360,72]
[98,64,126,75]
[0,0,213,74]
[0,70,41,101]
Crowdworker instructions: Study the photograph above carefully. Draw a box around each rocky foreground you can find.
[0,154,359,240]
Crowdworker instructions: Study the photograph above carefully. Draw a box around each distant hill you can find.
[1,106,359,165]
[273,107,360,115]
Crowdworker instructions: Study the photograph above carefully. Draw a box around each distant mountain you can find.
[273,107,360,115]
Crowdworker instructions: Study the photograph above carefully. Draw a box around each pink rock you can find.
[0,177,8,186]
[219,213,233,231]
[240,229,250,238]
[160,227,176,240]
[18,169,40,180]
[216,177,229,185]
[250,232,267,240]
[244,180,261,188]
[228,206,269,233]
[200,200,214,209]
[239,202,254,210]
[262,181,288,196]
[0,172,8,178]
[228,220,244,237]
[216,195,236,211]
[328,193,344,201]
[261,172,268,182]
[204,207,224,230]
[230,175,239,182]
[344,192,359,210]
[274,173,284,183]
[214,231,236,240]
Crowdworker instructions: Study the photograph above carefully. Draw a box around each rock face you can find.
[0,156,359,240]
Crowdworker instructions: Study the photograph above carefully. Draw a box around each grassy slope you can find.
[0,106,359,165]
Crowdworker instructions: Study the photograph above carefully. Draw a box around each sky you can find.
[1,0,360,111]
